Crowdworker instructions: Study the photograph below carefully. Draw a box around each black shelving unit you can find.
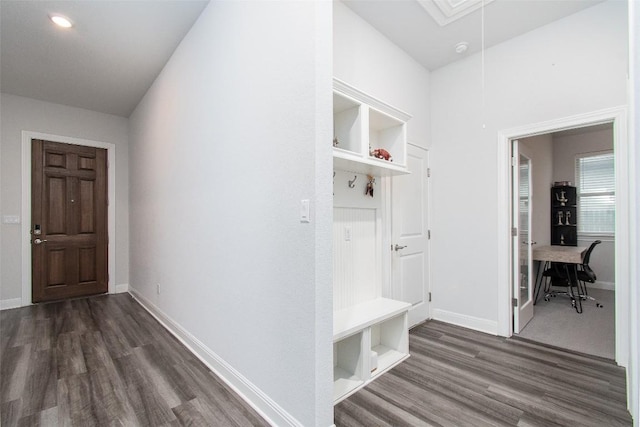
[551,185,577,246]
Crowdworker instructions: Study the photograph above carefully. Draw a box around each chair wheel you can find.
[544,297,550,302]
[571,300,576,307]
[597,303,603,308]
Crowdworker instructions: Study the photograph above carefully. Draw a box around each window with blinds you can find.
[575,152,615,235]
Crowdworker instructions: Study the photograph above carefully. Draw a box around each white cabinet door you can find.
[391,144,430,327]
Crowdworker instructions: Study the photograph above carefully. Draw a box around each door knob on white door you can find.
[394,244,407,251]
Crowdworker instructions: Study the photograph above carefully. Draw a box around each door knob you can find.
[33,238,47,244]
[394,244,407,251]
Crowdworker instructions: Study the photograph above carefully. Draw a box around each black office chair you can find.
[575,240,603,308]
[542,261,583,313]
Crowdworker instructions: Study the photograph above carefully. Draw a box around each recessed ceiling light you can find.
[454,41,469,54]
[50,15,73,28]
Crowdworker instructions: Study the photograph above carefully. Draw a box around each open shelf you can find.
[333,92,363,155]
[334,298,412,341]
[333,149,410,177]
[333,78,410,176]
[333,331,365,402]
[333,298,411,404]
[368,107,405,165]
[333,367,364,402]
[370,313,409,378]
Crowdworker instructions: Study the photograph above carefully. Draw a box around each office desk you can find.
[532,245,587,312]
[533,245,587,264]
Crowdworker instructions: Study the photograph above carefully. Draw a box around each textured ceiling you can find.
[0,0,607,117]
[0,1,209,117]
[343,0,606,71]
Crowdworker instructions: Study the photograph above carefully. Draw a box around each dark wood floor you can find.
[2,295,632,427]
[0,293,269,426]
[335,320,632,427]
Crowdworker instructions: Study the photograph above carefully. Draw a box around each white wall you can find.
[429,1,627,330]
[0,93,130,307]
[127,2,333,426]
[552,126,614,182]
[333,1,430,149]
[552,126,615,285]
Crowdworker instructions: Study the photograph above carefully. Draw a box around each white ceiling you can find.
[343,0,605,71]
[0,1,209,117]
[0,0,606,118]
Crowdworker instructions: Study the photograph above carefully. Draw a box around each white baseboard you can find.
[128,289,302,427]
[589,281,615,291]
[0,298,22,311]
[115,283,129,293]
[432,308,498,336]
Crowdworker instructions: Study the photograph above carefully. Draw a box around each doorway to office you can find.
[512,124,616,359]
[496,106,629,368]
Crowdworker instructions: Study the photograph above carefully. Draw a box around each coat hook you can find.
[348,175,358,188]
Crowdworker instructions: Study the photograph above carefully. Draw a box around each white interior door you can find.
[391,144,430,327]
[513,141,534,332]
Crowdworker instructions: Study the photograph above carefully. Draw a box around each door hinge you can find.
[512,298,518,307]
[511,156,516,167]
[428,230,431,239]
[428,292,432,302]
[427,168,431,178]
[512,227,517,237]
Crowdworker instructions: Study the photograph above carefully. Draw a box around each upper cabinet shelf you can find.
[333,78,411,176]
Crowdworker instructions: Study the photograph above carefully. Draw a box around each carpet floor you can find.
[517,288,615,359]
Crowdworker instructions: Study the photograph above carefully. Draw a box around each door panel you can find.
[400,253,425,305]
[79,179,95,233]
[46,177,67,233]
[391,144,430,327]
[512,142,534,332]
[32,139,108,302]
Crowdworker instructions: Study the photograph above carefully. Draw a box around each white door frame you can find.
[21,131,117,306]
[496,106,629,368]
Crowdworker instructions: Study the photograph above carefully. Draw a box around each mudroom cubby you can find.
[333,298,410,403]
[333,78,411,176]
[370,312,409,378]
[333,331,365,402]
[332,166,411,404]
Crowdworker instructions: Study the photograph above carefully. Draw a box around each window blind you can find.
[575,152,615,234]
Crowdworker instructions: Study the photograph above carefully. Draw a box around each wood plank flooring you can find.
[2,295,632,426]
[0,293,269,426]
[335,320,632,427]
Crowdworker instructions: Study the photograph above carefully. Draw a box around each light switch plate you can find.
[2,215,20,224]
[300,199,310,223]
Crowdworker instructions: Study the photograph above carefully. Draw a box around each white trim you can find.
[129,289,303,427]
[1,298,23,311]
[432,308,498,336]
[21,131,116,307]
[115,283,129,293]
[497,106,629,370]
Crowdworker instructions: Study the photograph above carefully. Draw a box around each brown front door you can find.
[31,139,108,302]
